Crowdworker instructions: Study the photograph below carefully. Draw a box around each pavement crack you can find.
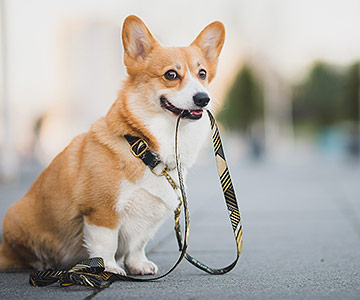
[83,281,113,300]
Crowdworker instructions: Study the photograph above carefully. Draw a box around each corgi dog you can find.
[0,15,225,275]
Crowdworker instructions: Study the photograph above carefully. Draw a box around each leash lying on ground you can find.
[29,111,243,288]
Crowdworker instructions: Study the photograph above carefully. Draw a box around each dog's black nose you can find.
[193,92,210,108]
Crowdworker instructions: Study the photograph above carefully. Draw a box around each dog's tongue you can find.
[190,110,203,116]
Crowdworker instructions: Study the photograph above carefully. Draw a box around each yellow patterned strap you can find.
[174,110,243,274]
[208,110,243,258]
[29,258,105,287]
[29,252,190,286]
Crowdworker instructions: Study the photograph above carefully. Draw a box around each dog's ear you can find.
[122,15,158,73]
[191,21,225,64]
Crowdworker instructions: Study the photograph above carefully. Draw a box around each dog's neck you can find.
[141,105,210,170]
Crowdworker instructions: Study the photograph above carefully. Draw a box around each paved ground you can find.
[1,151,360,299]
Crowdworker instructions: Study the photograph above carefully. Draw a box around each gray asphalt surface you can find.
[1,152,360,299]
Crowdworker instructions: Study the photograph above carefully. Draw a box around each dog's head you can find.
[122,15,225,121]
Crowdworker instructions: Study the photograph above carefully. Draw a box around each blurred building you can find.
[1,0,360,181]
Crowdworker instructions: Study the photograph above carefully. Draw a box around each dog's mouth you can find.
[160,96,203,120]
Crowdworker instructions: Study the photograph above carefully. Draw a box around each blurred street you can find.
[1,151,359,299]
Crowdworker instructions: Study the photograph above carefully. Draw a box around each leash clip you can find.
[130,139,148,158]
[151,165,179,191]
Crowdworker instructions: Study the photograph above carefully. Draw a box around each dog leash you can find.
[29,111,242,288]
[174,111,243,274]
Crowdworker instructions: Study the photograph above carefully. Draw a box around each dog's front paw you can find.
[105,263,127,276]
[125,260,158,275]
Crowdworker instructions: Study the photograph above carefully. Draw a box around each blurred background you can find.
[1,2,359,295]
[0,0,359,181]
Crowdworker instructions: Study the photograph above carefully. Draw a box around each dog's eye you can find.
[164,70,179,81]
[198,69,207,80]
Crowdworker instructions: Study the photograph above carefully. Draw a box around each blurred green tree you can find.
[292,61,346,131]
[344,61,360,123]
[218,64,263,133]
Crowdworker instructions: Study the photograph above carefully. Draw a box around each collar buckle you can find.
[130,139,148,158]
